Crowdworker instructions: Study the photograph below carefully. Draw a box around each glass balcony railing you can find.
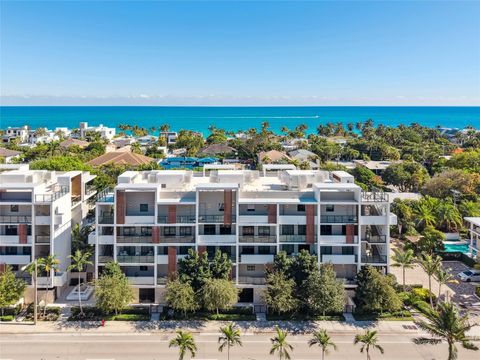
[35,235,50,243]
[279,234,308,242]
[239,235,276,243]
[320,215,357,223]
[157,215,196,224]
[0,215,32,223]
[35,186,69,202]
[117,235,153,243]
[98,215,114,224]
[198,214,236,223]
[361,235,387,243]
[116,255,155,263]
[361,255,387,263]
[159,235,195,243]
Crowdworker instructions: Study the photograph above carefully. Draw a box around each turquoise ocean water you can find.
[0,106,478,135]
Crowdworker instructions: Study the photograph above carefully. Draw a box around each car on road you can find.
[458,269,480,282]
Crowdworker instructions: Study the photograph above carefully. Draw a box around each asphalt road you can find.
[1,333,479,360]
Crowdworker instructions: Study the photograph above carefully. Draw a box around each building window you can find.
[242,226,254,236]
[258,246,271,254]
[140,204,149,213]
[281,225,294,235]
[297,225,306,235]
[139,266,148,271]
[179,227,192,236]
[320,225,332,235]
[241,246,254,254]
[246,265,255,272]
[10,205,18,213]
[204,225,216,235]
[297,204,305,212]
[220,225,232,235]
[164,227,176,236]
[218,203,225,211]
[326,205,334,212]
[258,226,270,236]
[247,204,255,212]
[161,184,166,189]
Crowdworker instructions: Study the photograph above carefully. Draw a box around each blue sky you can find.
[1,0,479,105]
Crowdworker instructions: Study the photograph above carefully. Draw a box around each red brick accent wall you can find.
[0,263,6,273]
[306,205,315,244]
[224,190,232,225]
[267,204,277,223]
[116,191,125,224]
[18,224,27,244]
[152,226,160,244]
[168,247,177,275]
[198,246,207,255]
[346,224,355,244]
[168,205,177,224]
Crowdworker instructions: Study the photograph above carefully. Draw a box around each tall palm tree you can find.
[37,255,60,317]
[414,203,436,230]
[218,323,242,360]
[435,268,455,303]
[420,253,442,307]
[309,329,337,360]
[414,301,478,360]
[391,248,416,291]
[354,330,384,360]
[436,201,462,232]
[270,326,293,360]
[169,331,197,360]
[67,249,92,316]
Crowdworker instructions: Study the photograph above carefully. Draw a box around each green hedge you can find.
[25,305,61,321]
[109,313,150,321]
[162,306,255,321]
[0,315,14,322]
[68,306,150,321]
[266,313,345,321]
[411,288,436,303]
[353,310,413,321]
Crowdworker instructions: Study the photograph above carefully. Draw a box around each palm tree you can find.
[309,329,337,360]
[420,253,442,307]
[37,255,60,317]
[414,301,478,360]
[67,250,92,316]
[270,326,293,360]
[218,323,242,360]
[436,201,462,232]
[391,248,416,291]
[435,268,455,303]
[354,330,384,360]
[414,203,436,230]
[169,330,197,360]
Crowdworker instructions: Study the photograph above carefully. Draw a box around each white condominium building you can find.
[0,167,96,302]
[79,122,116,141]
[92,168,396,304]
[464,217,480,260]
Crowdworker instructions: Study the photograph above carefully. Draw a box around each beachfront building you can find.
[464,217,480,260]
[2,126,30,144]
[79,122,116,141]
[0,168,96,302]
[91,169,395,304]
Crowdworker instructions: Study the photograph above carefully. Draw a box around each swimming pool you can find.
[443,243,470,254]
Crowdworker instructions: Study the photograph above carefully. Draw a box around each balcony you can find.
[362,192,389,202]
[85,185,97,197]
[361,255,388,264]
[240,254,274,264]
[117,235,153,244]
[0,235,32,245]
[0,215,31,223]
[124,216,155,225]
[35,216,51,225]
[197,234,236,244]
[0,254,31,264]
[37,272,68,287]
[279,234,307,243]
[238,276,266,285]
[96,188,114,203]
[321,254,357,264]
[157,215,196,224]
[98,255,114,263]
[35,186,69,203]
[117,255,155,263]
[198,214,236,223]
[360,216,388,225]
[160,235,195,243]
[98,235,114,245]
[157,276,169,285]
[98,215,114,224]
[320,235,358,244]
[238,215,269,224]
[278,215,307,225]
[239,235,276,243]
[127,276,155,285]
[35,235,50,243]
[321,215,357,223]
[361,235,387,243]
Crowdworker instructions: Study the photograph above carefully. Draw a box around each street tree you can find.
[308,329,337,360]
[414,301,478,360]
[201,278,238,315]
[0,265,26,316]
[391,248,416,291]
[218,323,242,360]
[354,330,384,360]
[420,254,442,307]
[169,330,197,360]
[263,271,297,315]
[37,255,60,317]
[165,279,198,317]
[95,262,134,315]
[270,326,293,360]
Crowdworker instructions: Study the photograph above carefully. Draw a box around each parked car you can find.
[458,269,480,282]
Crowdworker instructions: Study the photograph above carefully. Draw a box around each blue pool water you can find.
[443,243,470,254]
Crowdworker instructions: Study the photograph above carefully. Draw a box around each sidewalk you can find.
[2,319,479,337]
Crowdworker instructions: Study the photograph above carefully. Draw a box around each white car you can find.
[458,269,480,282]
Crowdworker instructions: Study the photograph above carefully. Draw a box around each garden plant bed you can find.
[352,310,414,321]
[25,305,61,321]
[68,306,150,321]
[161,306,256,321]
[266,313,345,321]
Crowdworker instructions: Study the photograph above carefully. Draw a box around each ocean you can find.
[0,106,478,135]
